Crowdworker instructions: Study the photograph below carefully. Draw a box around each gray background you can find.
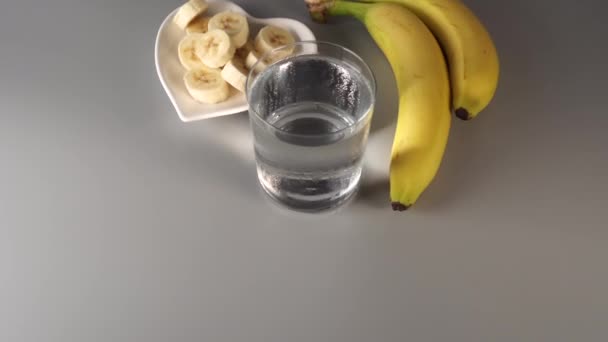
[1,0,607,341]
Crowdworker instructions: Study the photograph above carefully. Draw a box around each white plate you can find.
[155,0,316,122]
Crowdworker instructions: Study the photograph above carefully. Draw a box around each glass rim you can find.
[245,40,377,138]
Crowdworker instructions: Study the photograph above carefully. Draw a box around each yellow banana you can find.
[358,0,499,120]
[306,0,451,210]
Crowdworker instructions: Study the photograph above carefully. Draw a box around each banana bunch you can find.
[306,0,500,210]
[173,0,296,103]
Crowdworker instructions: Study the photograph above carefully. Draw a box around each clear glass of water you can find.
[246,41,376,212]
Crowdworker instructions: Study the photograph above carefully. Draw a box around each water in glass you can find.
[248,53,374,211]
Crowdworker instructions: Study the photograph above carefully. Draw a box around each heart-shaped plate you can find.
[155,0,316,122]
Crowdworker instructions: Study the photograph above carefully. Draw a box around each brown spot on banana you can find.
[455,108,472,120]
[392,202,411,211]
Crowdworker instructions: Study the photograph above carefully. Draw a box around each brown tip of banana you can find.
[305,0,331,23]
[455,108,472,121]
[391,202,411,211]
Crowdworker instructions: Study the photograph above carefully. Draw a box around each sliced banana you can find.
[254,25,295,56]
[195,29,235,68]
[245,49,262,72]
[184,67,230,104]
[173,0,209,30]
[178,34,207,70]
[221,58,248,92]
[186,16,211,34]
[235,40,254,61]
[207,11,249,48]
[245,49,272,74]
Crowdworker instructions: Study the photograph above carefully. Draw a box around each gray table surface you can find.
[1,0,607,341]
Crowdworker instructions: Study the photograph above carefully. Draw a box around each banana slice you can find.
[178,34,207,70]
[244,49,264,73]
[254,25,295,55]
[186,16,211,34]
[207,11,249,48]
[245,49,284,72]
[184,67,230,104]
[244,45,289,74]
[173,0,209,30]
[235,40,254,61]
[221,58,248,92]
[195,29,235,68]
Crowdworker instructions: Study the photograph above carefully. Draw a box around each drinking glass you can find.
[246,41,376,212]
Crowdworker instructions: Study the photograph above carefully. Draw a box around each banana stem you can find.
[306,0,369,22]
